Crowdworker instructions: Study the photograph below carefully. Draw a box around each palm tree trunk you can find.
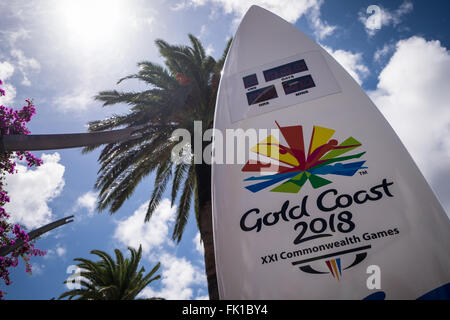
[195,162,219,300]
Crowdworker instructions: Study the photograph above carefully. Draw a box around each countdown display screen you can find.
[243,74,258,89]
[282,75,316,95]
[246,85,278,105]
[263,59,308,82]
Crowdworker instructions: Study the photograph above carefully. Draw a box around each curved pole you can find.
[0,215,74,257]
[1,126,143,152]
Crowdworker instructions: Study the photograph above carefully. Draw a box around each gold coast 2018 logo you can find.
[239,122,398,281]
[242,122,367,193]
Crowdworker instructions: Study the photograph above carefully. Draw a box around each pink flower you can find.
[0,80,45,299]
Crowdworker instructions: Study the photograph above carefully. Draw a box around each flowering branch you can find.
[0,79,46,299]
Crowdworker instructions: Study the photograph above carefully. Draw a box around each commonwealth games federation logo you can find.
[242,122,367,193]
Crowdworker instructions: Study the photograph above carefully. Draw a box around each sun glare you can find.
[55,0,125,51]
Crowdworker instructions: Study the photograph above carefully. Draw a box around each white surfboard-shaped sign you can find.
[211,6,450,299]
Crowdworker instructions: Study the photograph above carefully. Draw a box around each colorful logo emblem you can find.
[296,250,370,281]
[325,258,343,280]
[242,122,367,193]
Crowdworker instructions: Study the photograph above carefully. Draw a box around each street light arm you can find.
[0,215,74,257]
[1,126,143,152]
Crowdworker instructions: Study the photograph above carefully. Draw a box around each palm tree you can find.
[83,35,231,299]
[59,245,161,300]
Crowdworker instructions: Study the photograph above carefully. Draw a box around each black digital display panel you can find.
[263,59,308,82]
[243,74,258,89]
[246,85,278,105]
[282,75,316,95]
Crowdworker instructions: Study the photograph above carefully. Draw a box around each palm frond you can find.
[59,246,161,300]
[171,162,189,206]
[145,157,173,222]
[172,164,196,243]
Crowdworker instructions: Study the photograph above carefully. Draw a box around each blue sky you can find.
[0,0,449,300]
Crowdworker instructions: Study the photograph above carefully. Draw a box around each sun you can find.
[55,0,125,51]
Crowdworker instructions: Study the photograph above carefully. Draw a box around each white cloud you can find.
[171,0,189,11]
[0,82,16,106]
[56,245,67,257]
[30,263,45,276]
[114,198,208,299]
[113,198,176,255]
[4,153,66,229]
[0,31,40,89]
[369,36,450,212]
[0,61,14,80]
[322,45,369,85]
[139,253,207,300]
[395,1,414,17]
[207,0,316,23]
[129,13,155,30]
[307,1,336,40]
[75,191,98,216]
[176,0,335,39]
[0,61,16,106]
[205,44,215,56]
[193,232,204,255]
[52,88,94,112]
[374,43,395,63]
[43,243,68,260]
[198,24,208,39]
[10,49,41,86]
[0,28,31,47]
[359,1,413,36]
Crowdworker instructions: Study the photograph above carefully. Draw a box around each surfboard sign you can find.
[211,6,450,299]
